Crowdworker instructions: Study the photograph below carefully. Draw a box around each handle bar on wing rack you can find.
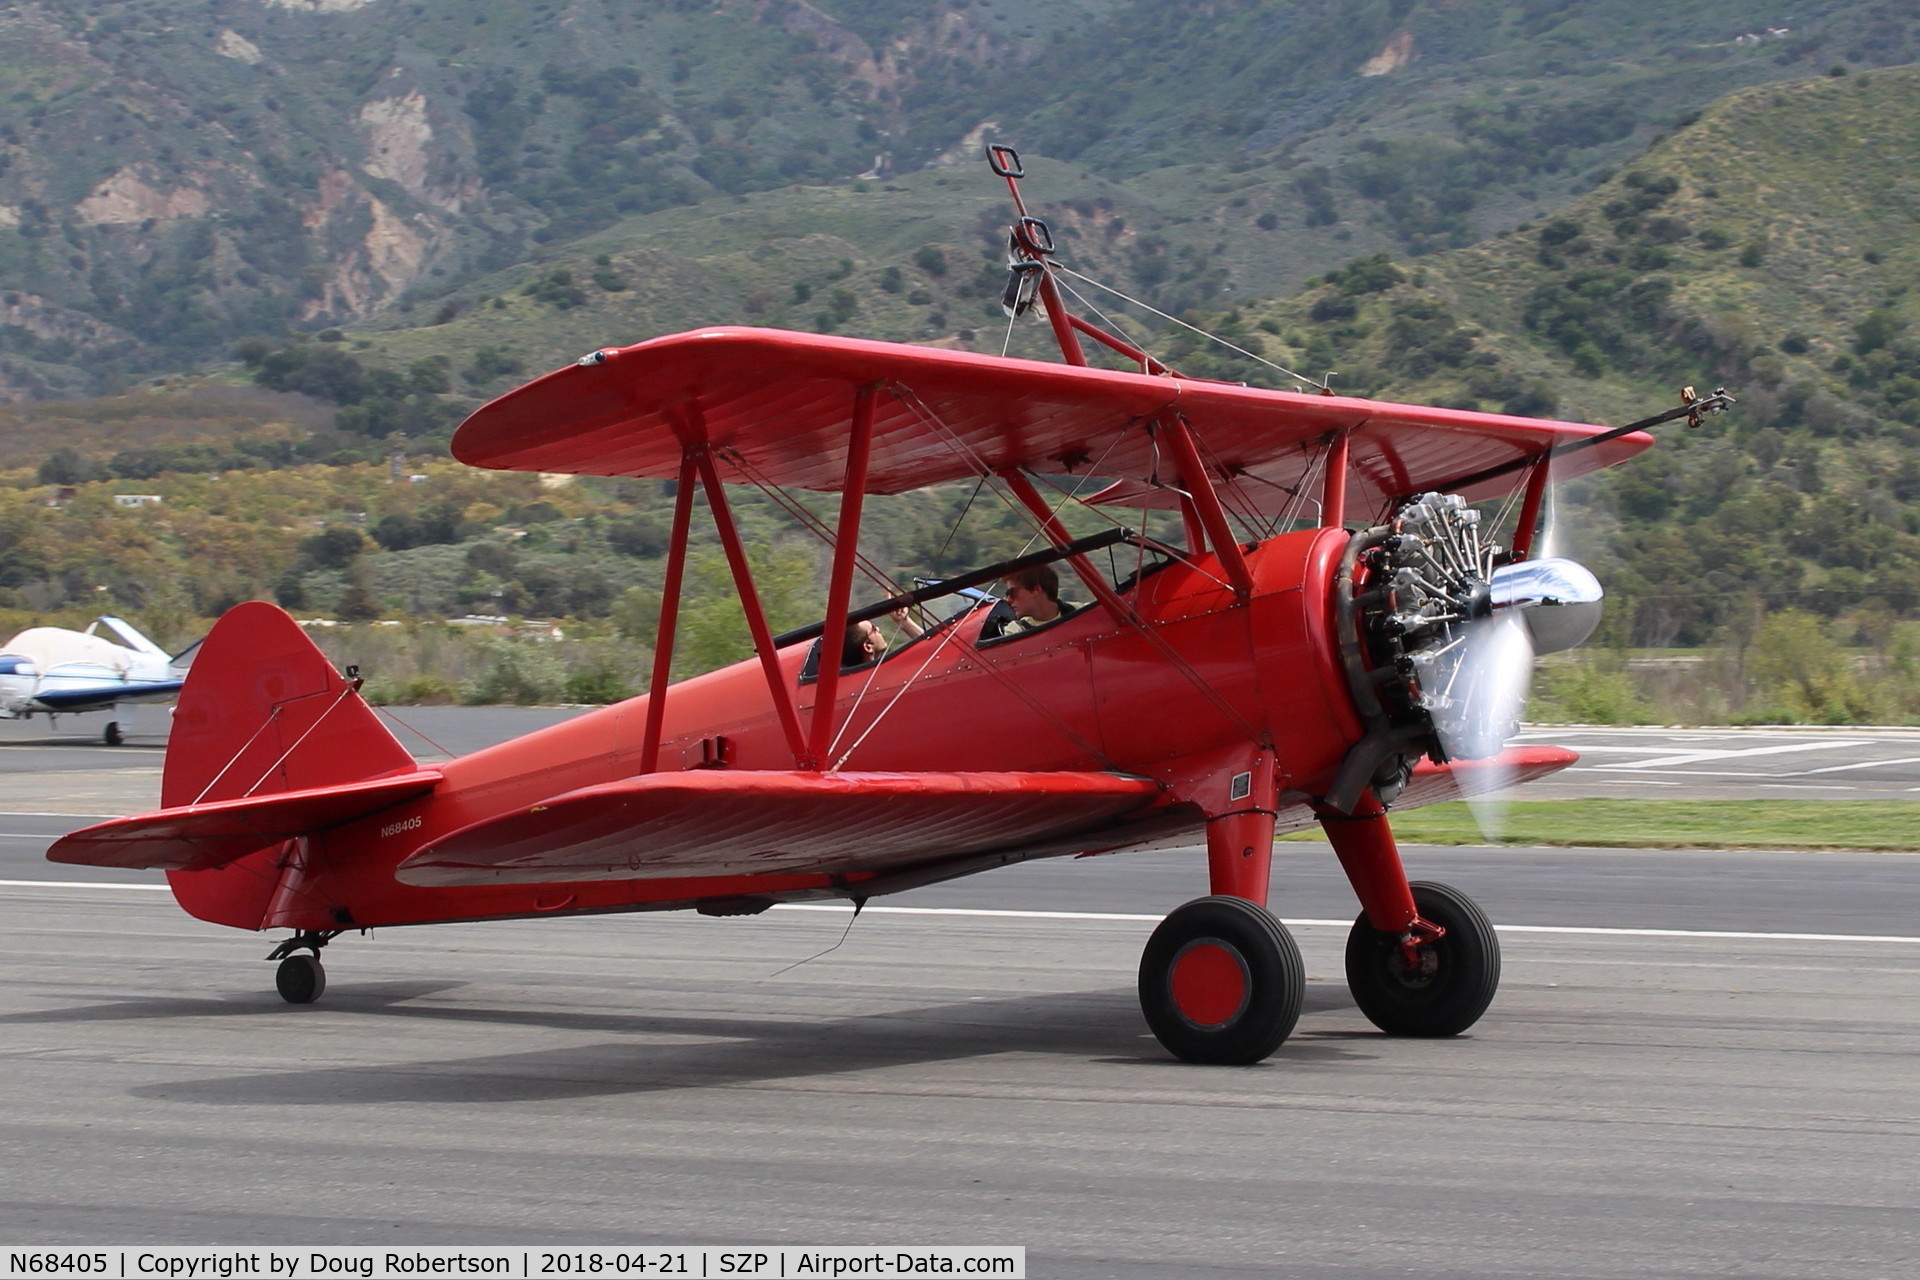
[770,526,1169,650]
[1433,387,1736,493]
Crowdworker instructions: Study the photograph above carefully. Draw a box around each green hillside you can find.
[1154,66,1920,674]
[5,0,1918,399]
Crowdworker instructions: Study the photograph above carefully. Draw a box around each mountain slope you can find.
[7,0,1920,399]
[1211,65,1920,648]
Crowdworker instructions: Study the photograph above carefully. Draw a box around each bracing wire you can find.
[374,705,456,760]
[1051,274,1163,374]
[929,475,987,578]
[1056,264,1323,390]
[719,447,905,600]
[1009,430,1129,558]
[1189,429,1280,541]
[829,615,975,766]
[886,382,1076,548]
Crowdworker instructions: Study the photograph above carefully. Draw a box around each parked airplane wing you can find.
[31,678,186,711]
[396,769,1165,887]
[47,771,445,871]
[452,327,1651,519]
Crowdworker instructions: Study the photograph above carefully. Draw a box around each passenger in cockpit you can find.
[841,608,925,669]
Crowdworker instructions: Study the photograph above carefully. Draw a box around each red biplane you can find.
[51,148,1722,1063]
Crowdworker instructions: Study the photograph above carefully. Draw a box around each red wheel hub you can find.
[1169,939,1250,1028]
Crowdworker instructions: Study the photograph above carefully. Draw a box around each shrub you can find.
[1747,609,1870,723]
[564,664,636,704]
[1326,252,1404,296]
[462,639,567,705]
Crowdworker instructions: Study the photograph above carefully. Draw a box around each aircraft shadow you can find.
[0,980,466,1025]
[97,984,1367,1105]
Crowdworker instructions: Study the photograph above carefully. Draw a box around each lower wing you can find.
[1393,745,1577,810]
[397,770,1164,887]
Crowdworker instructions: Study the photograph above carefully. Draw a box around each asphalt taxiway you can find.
[1,712,1917,1277]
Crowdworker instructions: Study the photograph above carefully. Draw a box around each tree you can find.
[607,515,669,558]
[336,564,384,622]
[38,447,97,485]
[298,527,366,570]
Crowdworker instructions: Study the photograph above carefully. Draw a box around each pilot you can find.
[994,565,1076,636]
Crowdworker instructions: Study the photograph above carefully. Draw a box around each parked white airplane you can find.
[0,617,194,744]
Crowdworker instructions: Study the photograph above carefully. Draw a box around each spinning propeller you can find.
[1332,492,1604,837]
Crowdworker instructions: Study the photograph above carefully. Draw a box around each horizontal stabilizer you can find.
[1394,745,1577,812]
[48,771,443,871]
[398,769,1163,888]
[33,679,184,711]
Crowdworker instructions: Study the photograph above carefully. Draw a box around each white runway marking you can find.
[1594,740,1866,770]
[0,878,170,891]
[1583,767,1868,781]
[0,811,123,819]
[1565,771,1680,783]
[7,882,1919,945]
[767,903,1920,945]
[1795,754,1920,775]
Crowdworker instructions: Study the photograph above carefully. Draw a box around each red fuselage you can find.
[168,530,1361,934]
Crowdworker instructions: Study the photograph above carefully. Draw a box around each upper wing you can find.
[396,768,1164,887]
[452,327,1652,518]
[32,678,185,711]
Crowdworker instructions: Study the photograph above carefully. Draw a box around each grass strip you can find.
[1278,799,1920,851]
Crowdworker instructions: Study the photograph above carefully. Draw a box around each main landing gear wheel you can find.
[275,954,326,1004]
[103,722,122,746]
[1345,881,1499,1037]
[1139,896,1304,1065]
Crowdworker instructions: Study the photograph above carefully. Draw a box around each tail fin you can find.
[162,602,416,808]
[65,602,436,931]
[87,615,169,659]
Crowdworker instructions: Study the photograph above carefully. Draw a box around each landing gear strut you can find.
[1138,896,1304,1064]
[266,930,341,1004]
[1317,793,1502,1037]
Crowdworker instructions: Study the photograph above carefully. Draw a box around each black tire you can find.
[103,722,122,746]
[1139,896,1304,1065]
[1345,881,1499,1037]
[275,954,326,1004]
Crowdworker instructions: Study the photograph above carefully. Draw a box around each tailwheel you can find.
[274,954,326,1004]
[1139,896,1304,1065]
[1345,881,1499,1037]
[267,930,340,1004]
